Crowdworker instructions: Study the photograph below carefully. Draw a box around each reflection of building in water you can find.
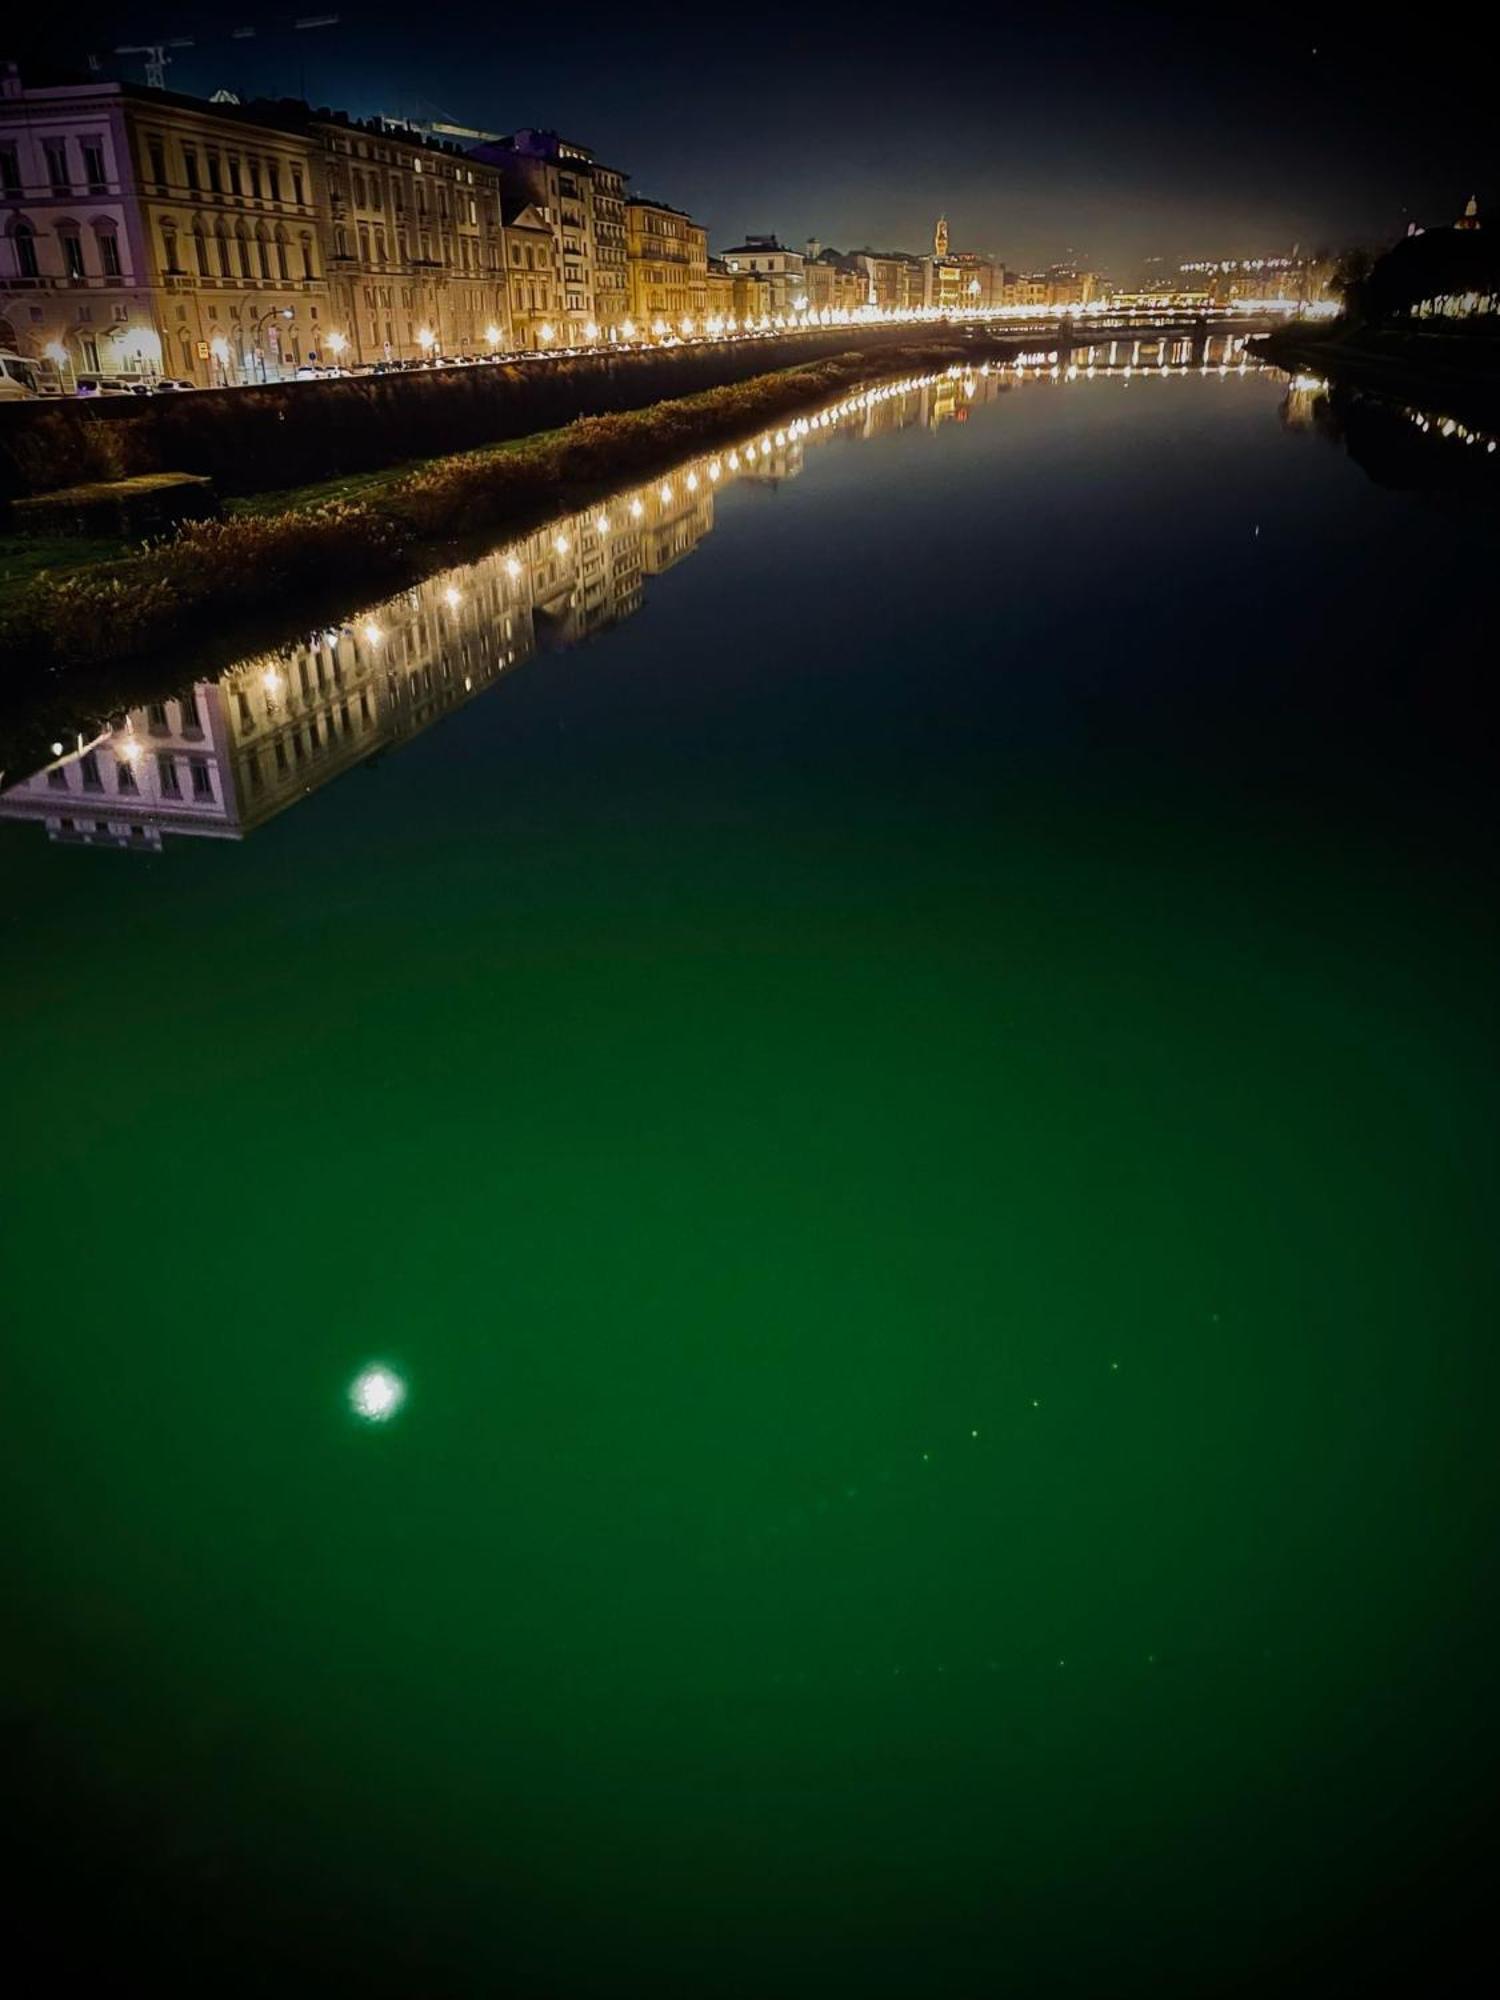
[1,356,1270,853]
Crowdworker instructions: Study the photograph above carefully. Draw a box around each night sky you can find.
[9,5,1489,271]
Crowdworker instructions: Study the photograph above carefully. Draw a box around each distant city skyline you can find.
[9,3,1487,271]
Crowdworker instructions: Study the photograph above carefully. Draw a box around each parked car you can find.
[74,375,135,397]
[0,350,43,400]
[152,377,197,392]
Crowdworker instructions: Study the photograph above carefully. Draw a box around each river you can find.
[2,349,1495,1995]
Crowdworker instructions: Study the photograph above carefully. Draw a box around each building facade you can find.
[470,130,631,342]
[1,70,331,384]
[717,234,807,314]
[626,197,708,331]
[501,197,562,349]
[0,70,588,380]
[322,114,510,364]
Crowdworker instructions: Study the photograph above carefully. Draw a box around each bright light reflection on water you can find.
[350,1365,406,1423]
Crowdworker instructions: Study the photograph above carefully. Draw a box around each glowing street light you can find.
[538,321,556,344]
[485,324,502,348]
[584,320,600,342]
[326,330,348,357]
[416,327,436,353]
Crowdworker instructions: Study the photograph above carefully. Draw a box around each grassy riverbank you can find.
[0,340,993,676]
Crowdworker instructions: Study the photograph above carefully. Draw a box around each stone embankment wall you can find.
[0,326,930,502]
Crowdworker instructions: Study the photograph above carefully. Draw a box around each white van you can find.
[0,351,43,401]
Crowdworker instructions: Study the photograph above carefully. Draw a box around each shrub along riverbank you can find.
[0,339,1000,676]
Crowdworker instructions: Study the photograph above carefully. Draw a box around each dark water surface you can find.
[3,364,1496,1995]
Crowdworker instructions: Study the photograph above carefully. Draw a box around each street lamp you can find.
[209,333,231,386]
[253,306,294,382]
[538,321,555,345]
[584,320,599,342]
[417,326,437,355]
[485,324,502,349]
[326,330,348,364]
[42,337,75,394]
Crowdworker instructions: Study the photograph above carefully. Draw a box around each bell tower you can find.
[935,215,949,258]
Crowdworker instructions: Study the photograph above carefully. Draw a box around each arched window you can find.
[235,222,252,280]
[274,225,290,282]
[256,224,272,280]
[300,233,315,280]
[10,219,39,279]
[193,222,210,278]
[214,220,231,278]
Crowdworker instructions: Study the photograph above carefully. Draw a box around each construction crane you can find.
[94,17,341,94]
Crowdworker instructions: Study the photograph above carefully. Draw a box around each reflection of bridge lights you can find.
[350,1365,405,1424]
[707,460,721,481]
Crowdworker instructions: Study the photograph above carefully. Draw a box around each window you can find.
[158,754,181,797]
[15,224,39,279]
[194,229,210,278]
[163,226,181,275]
[62,235,86,281]
[248,158,262,199]
[275,232,289,281]
[228,156,242,196]
[291,167,305,206]
[257,232,271,280]
[266,162,281,202]
[183,147,200,191]
[179,692,199,730]
[44,140,69,192]
[48,767,69,791]
[98,233,121,278]
[190,759,213,799]
[0,145,21,194]
[207,153,222,194]
[148,139,167,187]
[117,758,138,795]
[83,141,107,191]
